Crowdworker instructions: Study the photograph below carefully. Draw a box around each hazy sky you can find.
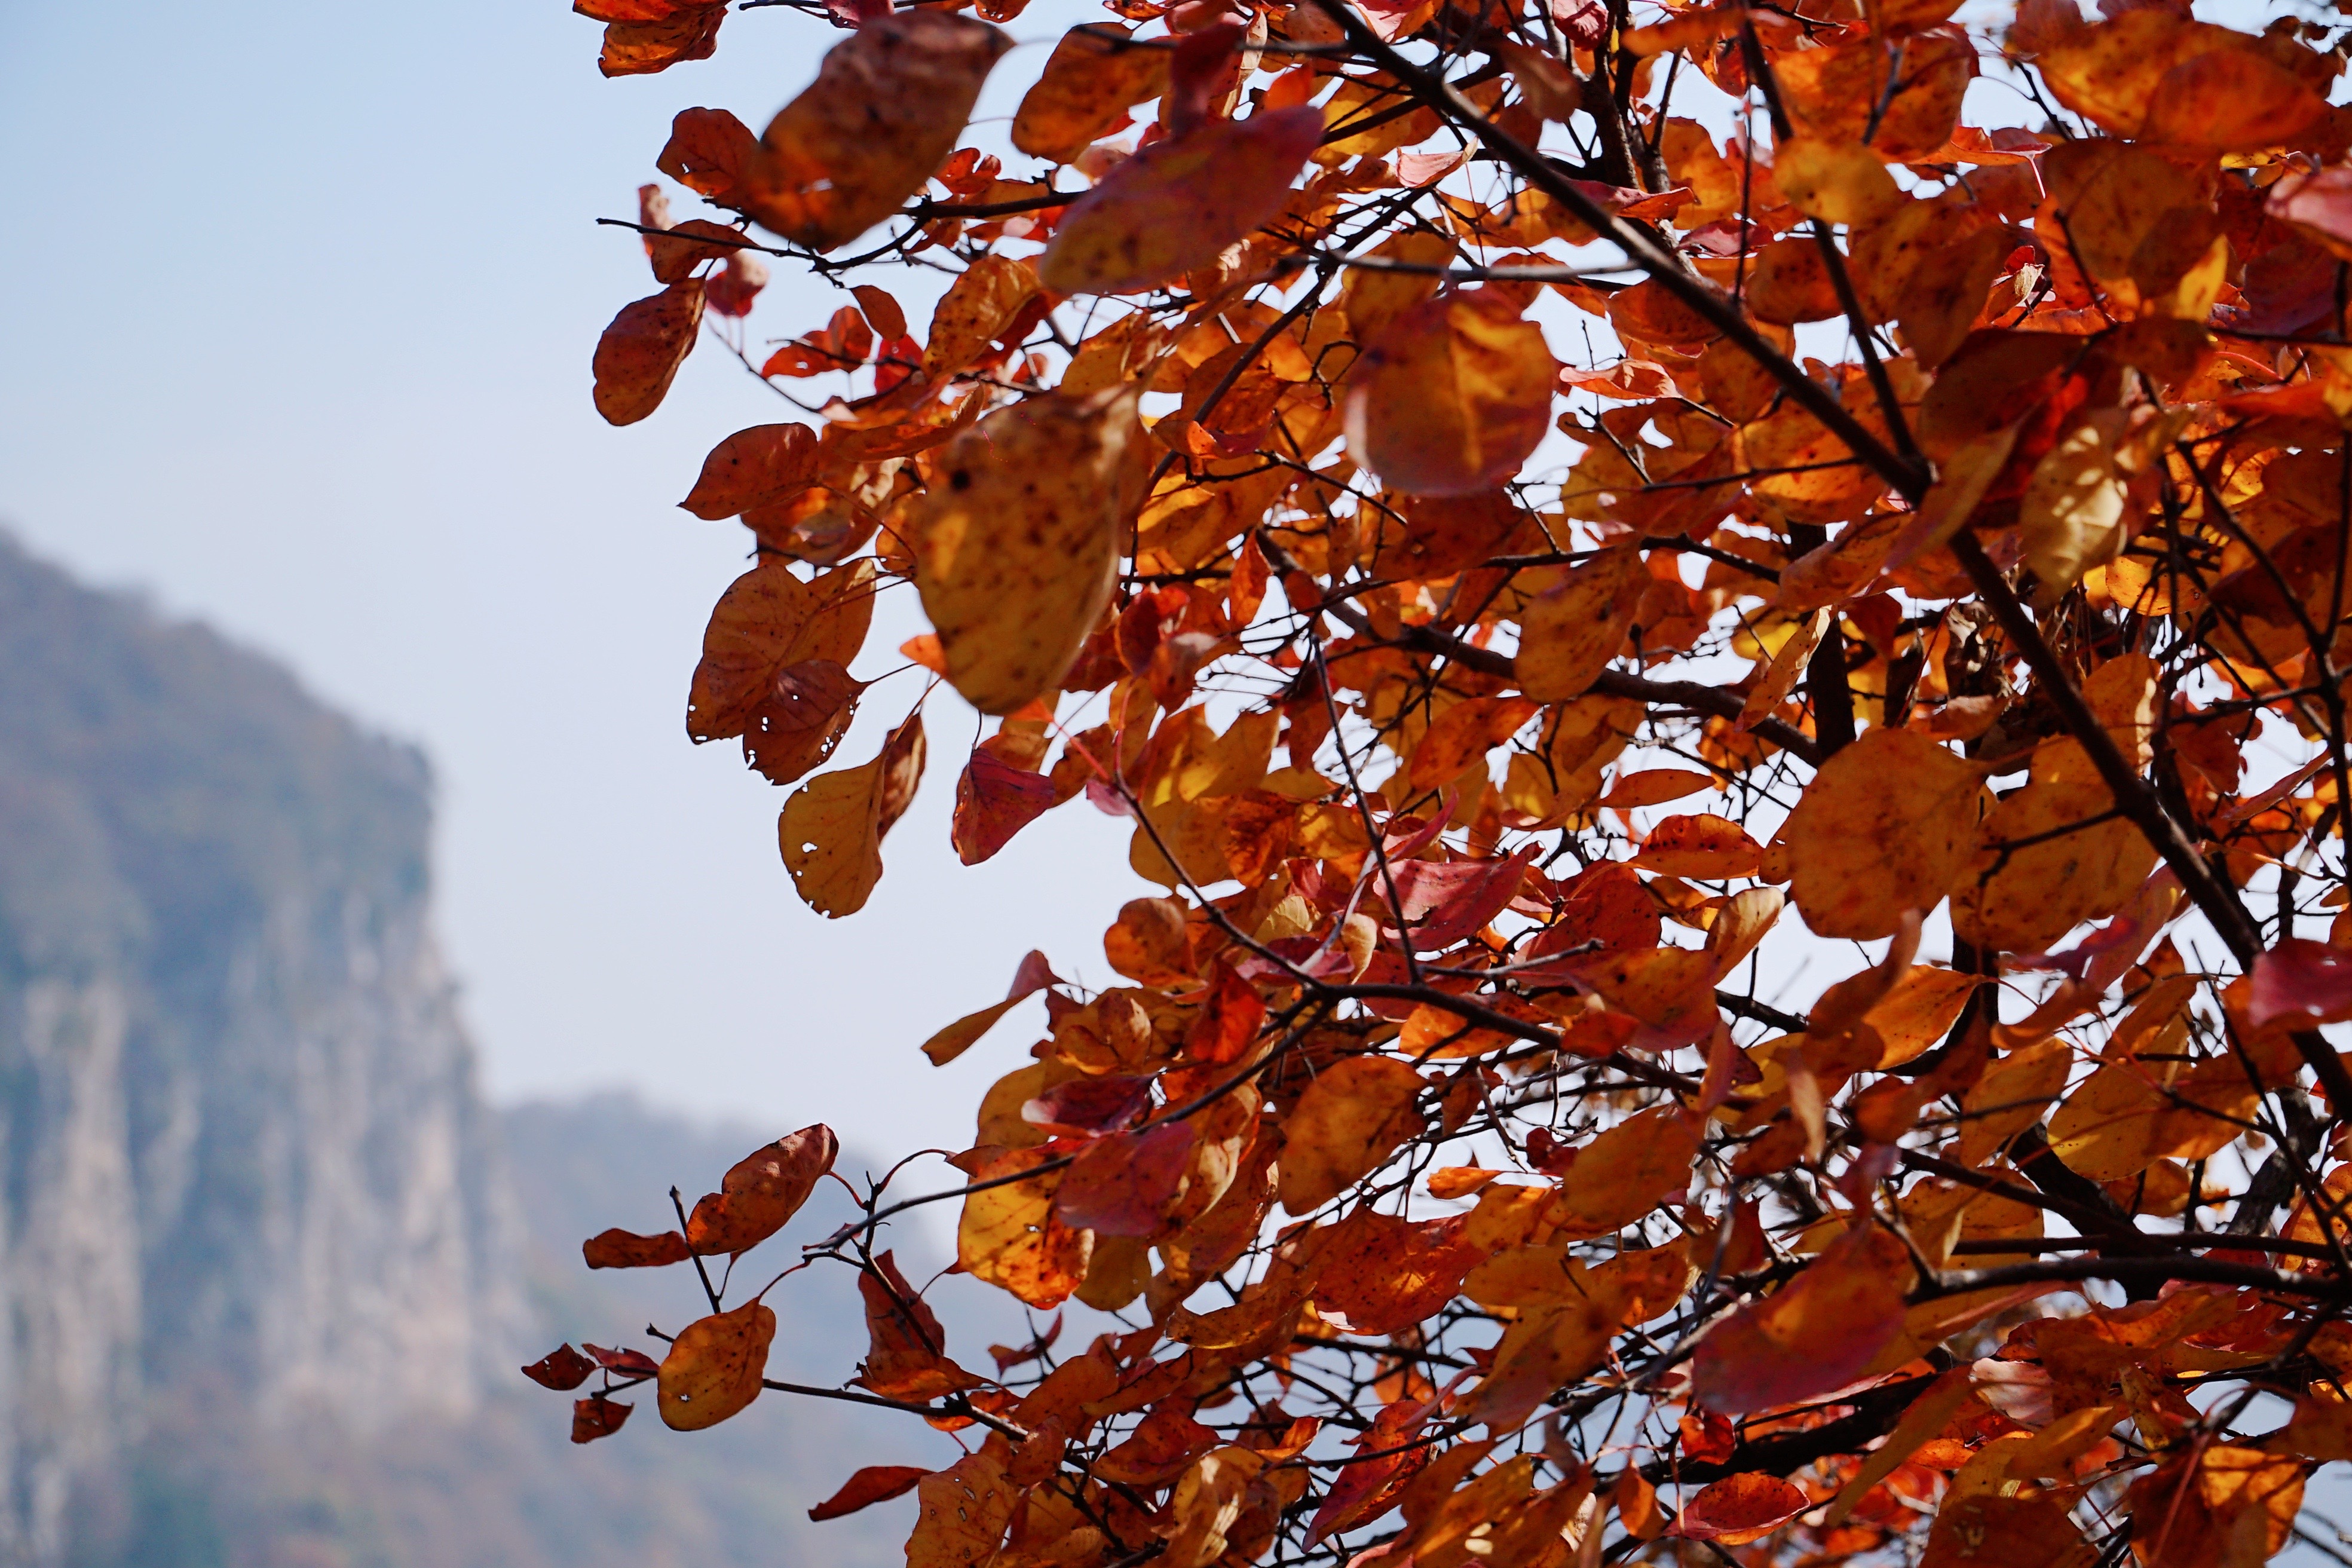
[0,0,1139,1160]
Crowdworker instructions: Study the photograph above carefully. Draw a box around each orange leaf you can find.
[1012,23,1169,166]
[778,712,927,918]
[1346,293,1557,496]
[1277,1056,1427,1214]
[657,1299,775,1430]
[582,1227,690,1269]
[740,14,1012,250]
[682,1123,839,1257]
[678,422,820,519]
[592,279,705,426]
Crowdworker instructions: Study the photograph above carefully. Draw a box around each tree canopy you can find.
[527,0,2352,1564]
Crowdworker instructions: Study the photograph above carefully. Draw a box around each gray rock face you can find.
[0,534,527,1563]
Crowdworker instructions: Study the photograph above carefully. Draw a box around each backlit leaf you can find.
[778,713,927,918]
[1692,1223,1911,1415]
[1787,728,1982,940]
[1278,1056,1426,1214]
[1012,24,1169,165]
[1040,106,1323,294]
[915,385,1142,715]
[1346,293,1557,496]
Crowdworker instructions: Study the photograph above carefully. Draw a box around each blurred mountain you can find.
[0,533,913,1568]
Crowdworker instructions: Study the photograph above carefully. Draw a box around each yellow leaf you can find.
[914,385,1141,715]
[1278,1056,1426,1214]
[1787,728,1982,940]
[2019,416,2130,601]
[957,1146,1092,1309]
[777,713,926,918]
[1163,1448,1267,1568]
[657,1299,775,1430]
[1775,138,1904,226]
[1517,547,1647,701]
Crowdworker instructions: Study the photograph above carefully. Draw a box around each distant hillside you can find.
[0,534,914,1568]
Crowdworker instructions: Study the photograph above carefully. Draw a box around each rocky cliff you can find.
[0,533,528,1561]
[0,535,912,1568]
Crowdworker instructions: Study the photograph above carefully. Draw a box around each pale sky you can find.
[0,0,1138,1160]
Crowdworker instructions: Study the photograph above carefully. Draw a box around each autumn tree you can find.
[526,0,2352,1562]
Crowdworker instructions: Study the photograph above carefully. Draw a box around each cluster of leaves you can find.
[534,0,2352,1564]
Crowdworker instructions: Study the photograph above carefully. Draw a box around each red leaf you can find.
[2247,938,2352,1029]
[1691,1224,1910,1416]
[1184,959,1266,1065]
[953,748,1058,865]
[582,1343,662,1377]
[1385,844,1541,950]
[809,1463,931,1521]
[571,1395,633,1444]
[1306,1396,1437,1544]
[522,1345,596,1391]
[1054,1118,1196,1236]
[1022,1073,1155,1137]
[1669,1473,1809,1544]
[656,106,760,203]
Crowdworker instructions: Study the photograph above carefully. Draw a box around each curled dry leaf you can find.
[582,1227,690,1270]
[809,1464,931,1523]
[592,279,705,426]
[520,1344,596,1391]
[571,1394,633,1444]
[1039,106,1324,295]
[684,1123,840,1256]
[657,1298,776,1431]
[914,385,1143,715]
